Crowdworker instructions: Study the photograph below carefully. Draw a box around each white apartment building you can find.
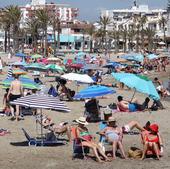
[20,0,79,28]
[101,4,167,38]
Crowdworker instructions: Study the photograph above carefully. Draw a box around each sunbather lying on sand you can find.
[117,95,150,112]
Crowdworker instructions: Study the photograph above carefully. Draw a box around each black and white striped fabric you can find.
[10,94,70,112]
[7,66,13,78]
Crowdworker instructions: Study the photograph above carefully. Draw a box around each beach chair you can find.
[71,127,89,160]
[84,99,100,122]
[22,128,66,147]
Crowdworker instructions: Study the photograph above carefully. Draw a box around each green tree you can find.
[100,16,111,51]
[35,8,49,56]
[140,15,147,50]
[5,5,21,52]
[85,24,95,53]
[0,9,11,52]
[159,16,167,43]
[144,28,156,51]
[26,17,39,49]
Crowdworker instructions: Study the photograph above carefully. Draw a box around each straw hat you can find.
[76,117,88,125]
[108,116,116,122]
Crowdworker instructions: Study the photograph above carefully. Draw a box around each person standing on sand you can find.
[0,57,3,74]
[7,74,23,121]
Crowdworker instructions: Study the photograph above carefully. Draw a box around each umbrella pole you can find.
[40,108,43,146]
[130,89,136,102]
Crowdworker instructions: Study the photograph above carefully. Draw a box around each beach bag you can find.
[128,148,142,159]
[48,86,58,97]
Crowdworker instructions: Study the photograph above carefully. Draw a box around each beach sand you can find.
[0,55,169,169]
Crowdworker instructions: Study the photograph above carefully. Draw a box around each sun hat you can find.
[76,117,88,125]
[108,116,116,122]
[149,124,159,133]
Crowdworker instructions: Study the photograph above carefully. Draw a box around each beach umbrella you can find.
[25,63,47,72]
[76,52,86,58]
[112,73,160,100]
[112,58,128,63]
[31,54,43,59]
[103,62,121,68]
[74,85,116,99]
[61,73,94,84]
[1,77,40,90]
[46,64,65,72]
[10,61,27,67]
[10,94,70,140]
[147,54,158,60]
[122,53,144,62]
[68,63,84,69]
[82,64,102,70]
[47,58,62,62]
[15,53,27,57]
[12,69,27,75]
[10,94,70,112]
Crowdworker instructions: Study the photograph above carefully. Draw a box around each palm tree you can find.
[133,14,141,53]
[127,25,136,52]
[85,24,95,53]
[0,9,11,52]
[5,5,21,52]
[120,25,128,53]
[159,16,167,43]
[26,17,39,49]
[140,15,147,50]
[100,16,111,51]
[35,8,49,56]
[144,28,156,51]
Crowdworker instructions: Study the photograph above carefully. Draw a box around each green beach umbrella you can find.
[31,54,43,59]
[25,63,47,72]
[1,77,40,90]
[46,64,65,72]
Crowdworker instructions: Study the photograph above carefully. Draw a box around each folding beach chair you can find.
[71,127,89,160]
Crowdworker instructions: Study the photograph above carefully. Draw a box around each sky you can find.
[0,0,168,21]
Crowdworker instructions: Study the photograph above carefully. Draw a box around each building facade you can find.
[101,4,167,38]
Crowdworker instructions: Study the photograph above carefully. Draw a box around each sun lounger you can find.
[22,128,66,146]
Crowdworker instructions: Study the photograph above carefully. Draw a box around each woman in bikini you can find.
[141,124,163,160]
[100,117,126,159]
[75,117,110,162]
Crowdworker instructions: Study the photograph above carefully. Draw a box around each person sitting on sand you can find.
[141,124,163,160]
[99,117,126,160]
[40,115,71,142]
[75,117,111,163]
[154,77,170,98]
[117,96,150,112]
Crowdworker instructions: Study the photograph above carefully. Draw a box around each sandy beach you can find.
[0,54,169,169]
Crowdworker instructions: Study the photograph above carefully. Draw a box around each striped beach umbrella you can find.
[10,94,70,112]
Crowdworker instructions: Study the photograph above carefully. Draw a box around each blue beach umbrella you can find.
[15,53,27,57]
[74,85,116,99]
[76,52,86,58]
[147,54,158,60]
[112,73,160,100]
[122,53,144,62]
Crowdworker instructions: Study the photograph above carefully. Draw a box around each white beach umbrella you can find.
[61,73,94,84]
